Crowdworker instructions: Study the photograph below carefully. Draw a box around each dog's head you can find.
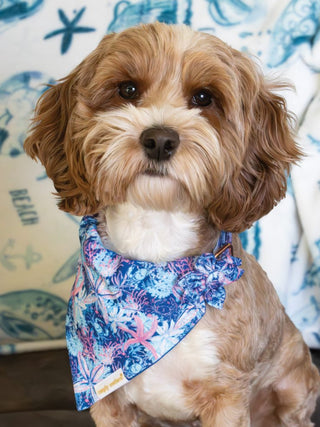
[24,23,301,232]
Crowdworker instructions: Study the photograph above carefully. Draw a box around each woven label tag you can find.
[94,369,129,399]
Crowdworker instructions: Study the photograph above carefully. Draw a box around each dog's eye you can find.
[191,89,213,107]
[118,81,139,100]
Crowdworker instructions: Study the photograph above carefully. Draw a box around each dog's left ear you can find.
[209,51,302,233]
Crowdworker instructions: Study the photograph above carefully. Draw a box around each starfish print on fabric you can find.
[120,315,159,359]
[44,7,95,54]
[73,352,104,397]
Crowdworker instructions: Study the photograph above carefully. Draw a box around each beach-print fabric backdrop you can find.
[0,0,319,354]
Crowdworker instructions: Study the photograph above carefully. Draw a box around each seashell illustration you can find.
[0,289,67,341]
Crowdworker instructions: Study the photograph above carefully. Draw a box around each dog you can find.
[24,22,320,427]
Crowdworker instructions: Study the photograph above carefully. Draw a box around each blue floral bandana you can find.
[66,215,244,411]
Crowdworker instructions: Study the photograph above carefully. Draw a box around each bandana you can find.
[66,215,244,411]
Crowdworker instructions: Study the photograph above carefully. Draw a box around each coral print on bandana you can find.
[66,216,244,410]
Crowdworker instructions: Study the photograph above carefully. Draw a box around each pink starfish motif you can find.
[120,315,158,359]
[71,266,85,297]
[74,352,104,395]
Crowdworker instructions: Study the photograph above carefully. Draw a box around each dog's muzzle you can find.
[140,126,180,161]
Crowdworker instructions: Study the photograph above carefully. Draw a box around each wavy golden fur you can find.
[25,23,319,426]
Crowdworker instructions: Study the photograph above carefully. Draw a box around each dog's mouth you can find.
[143,164,169,177]
[143,168,168,177]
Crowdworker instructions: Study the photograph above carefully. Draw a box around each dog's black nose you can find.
[140,127,180,161]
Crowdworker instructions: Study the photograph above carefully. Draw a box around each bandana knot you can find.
[176,247,242,310]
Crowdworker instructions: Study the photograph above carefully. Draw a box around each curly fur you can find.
[25,23,319,426]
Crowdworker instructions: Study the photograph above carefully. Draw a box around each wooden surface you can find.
[0,349,319,426]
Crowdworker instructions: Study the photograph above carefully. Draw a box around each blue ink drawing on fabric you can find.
[268,0,320,67]
[207,0,256,26]
[308,134,320,152]
[53,250,80,284]
[108,0,192,33]
[297,240,320,293]
[240,221,261,260]
[0,290,67,343]
[0,72,53,157]
[0,0,43,31]
[44,7,95,54]
[66,216,244,410]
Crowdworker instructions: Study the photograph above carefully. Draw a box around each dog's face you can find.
[24,23,301,232]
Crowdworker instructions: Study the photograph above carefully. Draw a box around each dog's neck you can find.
[97,203,218,263]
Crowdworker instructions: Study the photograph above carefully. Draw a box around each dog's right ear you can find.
[24,34,115,215]
[24,62,97,215]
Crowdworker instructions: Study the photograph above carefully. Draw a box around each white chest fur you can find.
[103,204,220,420]
[105,203,201,262]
